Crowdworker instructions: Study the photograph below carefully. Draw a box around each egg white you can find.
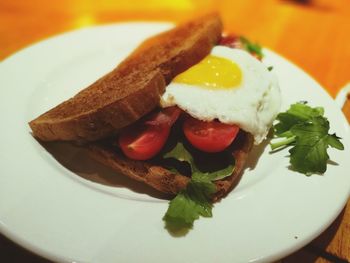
[161,46,281,144]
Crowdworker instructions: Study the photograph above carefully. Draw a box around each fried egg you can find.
[160,46,281,144]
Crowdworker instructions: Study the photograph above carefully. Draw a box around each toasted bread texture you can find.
[29,13,223,142]
[88,132,253,201]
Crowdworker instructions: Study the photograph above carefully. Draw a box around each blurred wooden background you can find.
[0,0,349,262]
[1,0,350,97]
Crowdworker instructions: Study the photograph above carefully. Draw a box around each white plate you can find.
[335,82,350,109]
[1,23,350,263]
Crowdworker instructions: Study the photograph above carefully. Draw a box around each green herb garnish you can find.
[240,36,263,59]
[162,142,235,230]
[270,102,344,175]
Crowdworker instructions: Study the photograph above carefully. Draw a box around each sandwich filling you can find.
[161,46,281,145]
[116,35,282,228]
[118,36,281,162]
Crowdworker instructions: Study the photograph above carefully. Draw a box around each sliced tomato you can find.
[183,116,239,153]
[118,107,181,160]
[119,125,170,160]
[219,35,240,49]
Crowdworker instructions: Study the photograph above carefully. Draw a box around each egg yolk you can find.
[173,55,242,89]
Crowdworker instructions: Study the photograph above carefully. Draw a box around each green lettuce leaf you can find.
[163,141,235,229]
[164,142,196,172]
[164,142,235,181]
[163,178,215,229]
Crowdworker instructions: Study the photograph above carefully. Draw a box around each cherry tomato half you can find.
[119,125,170,160]
[219,35,240,49]
[118,107,181,160]
[183,116,239,153]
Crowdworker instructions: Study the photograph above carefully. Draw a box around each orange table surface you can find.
[0,0,349,262]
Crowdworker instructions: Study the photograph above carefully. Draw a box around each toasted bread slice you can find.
[29,13,223,142]
[88,132,253,201]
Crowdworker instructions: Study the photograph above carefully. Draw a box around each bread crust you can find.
[29,70,165,142]
[29,13,223,142]
[88,132,253,201]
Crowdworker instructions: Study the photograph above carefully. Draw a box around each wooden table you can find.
[1,0,349,262]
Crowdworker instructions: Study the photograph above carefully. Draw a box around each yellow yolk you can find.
[173,55,242,89]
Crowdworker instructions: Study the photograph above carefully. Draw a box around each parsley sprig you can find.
[270,102,344,175]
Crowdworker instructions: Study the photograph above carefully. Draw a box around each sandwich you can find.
[29,13,281,227]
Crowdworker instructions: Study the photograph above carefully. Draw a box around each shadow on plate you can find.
[39,140,170,200]
[0,233,50,263]
[245,137,271,171]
